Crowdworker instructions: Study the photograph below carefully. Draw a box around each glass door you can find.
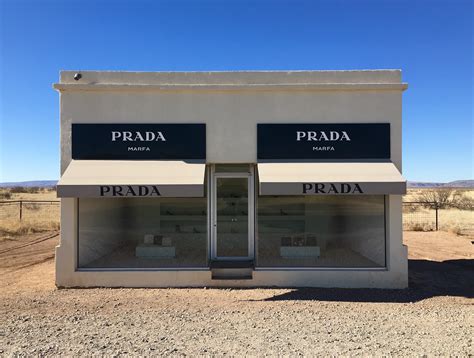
[211,172,254,260]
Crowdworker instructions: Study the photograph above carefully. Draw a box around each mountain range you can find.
[0,180,58,188]
[407,180,473,188]
[0,179,473,188]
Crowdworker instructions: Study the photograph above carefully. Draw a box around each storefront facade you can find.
[54,70,408,288]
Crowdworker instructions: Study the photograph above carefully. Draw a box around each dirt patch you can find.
[0,231,472,356]
[0,231,59,271]
[404,230,473,261]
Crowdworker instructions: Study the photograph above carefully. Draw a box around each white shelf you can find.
[258,215,305,221]
[160,215,206,221]
[159,232,206,235]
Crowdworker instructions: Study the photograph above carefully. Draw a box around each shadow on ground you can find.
[250,259,474,303]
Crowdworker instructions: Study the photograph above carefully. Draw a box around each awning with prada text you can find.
[258,162,406,195]
[57,160,206,198]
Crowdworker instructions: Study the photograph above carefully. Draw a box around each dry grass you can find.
[0,189,59,238]
[1,189,57,201]
[0,220,60,239]
[0,188,472,237]
[438,207,473,235]
[405,188,474,201]
[403,188,473,236]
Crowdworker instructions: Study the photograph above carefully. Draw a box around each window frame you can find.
[254,195,388,270]
[75,197,210,271]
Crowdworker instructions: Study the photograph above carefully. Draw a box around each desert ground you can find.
[0,188,473,355]
[0,231,472,356]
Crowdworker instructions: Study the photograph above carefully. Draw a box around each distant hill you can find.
[408,180,473,188]
[1,179,472,189]
[0,180,57,188]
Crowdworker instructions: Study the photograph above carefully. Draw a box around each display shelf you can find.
[158,232,207,235]
[159,200,207,217]
[160,215,207,221]
[258,215,305,221]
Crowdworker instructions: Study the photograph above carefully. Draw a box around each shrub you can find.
[0,220,60,236]
[403,204,419,213]
[417,189,454,209]
[447,225,463,235]
[416,189,474,210]
[405,222,433,232]
[452,195,474,210]
[0,191,12,200]
[9,186,41,194]
[24,203,41,211]
[9,186,27,193]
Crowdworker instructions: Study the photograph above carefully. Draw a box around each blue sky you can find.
[0,0,472,182]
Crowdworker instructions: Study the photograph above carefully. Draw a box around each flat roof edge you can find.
[57,69,404,86]
[53,82,408,93]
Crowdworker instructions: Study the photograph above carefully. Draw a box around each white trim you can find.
[77,268,211,272]
[53,83,408,93]
[254,267,388,272]
[77,267,386,272]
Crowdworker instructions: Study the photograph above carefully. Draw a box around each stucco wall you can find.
[57,70,405,173]
[54,70,408,288]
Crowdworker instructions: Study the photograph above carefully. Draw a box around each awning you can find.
[258,162,406,195]
[57,160,206,198]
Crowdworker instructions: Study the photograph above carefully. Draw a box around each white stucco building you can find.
[54,70,408,288]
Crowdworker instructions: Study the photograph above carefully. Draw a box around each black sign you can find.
[72,124,206,160]
[257,123,390,160]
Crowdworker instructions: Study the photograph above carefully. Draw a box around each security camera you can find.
[74,73,82,81]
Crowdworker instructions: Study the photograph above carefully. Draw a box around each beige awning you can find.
[258,162,406,195]
[57,160,206,198]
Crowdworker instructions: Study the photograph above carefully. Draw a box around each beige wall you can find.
[57,70,405,173]
[54,70,408,288]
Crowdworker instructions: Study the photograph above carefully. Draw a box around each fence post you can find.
[435,205,439,231]
[19,200,23,221]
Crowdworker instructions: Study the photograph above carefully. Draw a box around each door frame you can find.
[210,167,255,261]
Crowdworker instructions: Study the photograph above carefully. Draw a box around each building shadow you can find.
[251,259,474,303]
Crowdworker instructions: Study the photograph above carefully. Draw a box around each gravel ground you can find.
[0,231,473,356]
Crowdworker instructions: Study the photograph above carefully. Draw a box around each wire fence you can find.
[0,200,60,224]
[0,200,472,236]
[403,202,439,231]
[403,201,473,235]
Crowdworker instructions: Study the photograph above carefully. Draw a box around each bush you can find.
[416,189,474,210]
[452,195,474,210]
[9,186,41,194]
[10,186,27,193]
[447,225,463,235]
[0,220,60,236]
[0,191,12,200]
[403,204,420,213]
[417,189,454,209]
[405,222,433,232]
[24,203,41,211]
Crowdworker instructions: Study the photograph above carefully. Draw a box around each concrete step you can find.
[210,260,254,269]
[210,260,254,280]
[211,267,253,280]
